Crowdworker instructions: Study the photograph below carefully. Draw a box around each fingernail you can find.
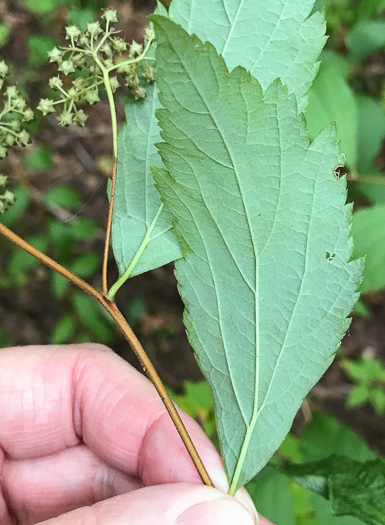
[176,496,256,525]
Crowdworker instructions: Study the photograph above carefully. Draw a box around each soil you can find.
[0,0,384,457]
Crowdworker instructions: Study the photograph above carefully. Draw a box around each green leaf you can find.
[24,0,58,15]
[346,385,370,407]
[43,184,82,209]
[306,62,358,170]
[23,146,53,172]
[70,253,100,279]
[353,0,385,22]
[330,461,385,525]
[152,16,362,491]
[280,456,385,525]
[356,95,385,175]
[352,205,385,292]
[300,412,375,463]
[246,468,296,525]
[72,292,113,345]
[0,186,29,227]
[51,271,69,301]
[169,0,326,111]
[52,314,75,344]
[27,36,56,68]
[299,412,373,525]
[111,83,181,282]
[111,0,326,287]
[347,21,385,63]
[369,389,385,415]
[0,24,10,48]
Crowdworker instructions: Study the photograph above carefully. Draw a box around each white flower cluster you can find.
[37,9,155,127]
[0,60,34,159]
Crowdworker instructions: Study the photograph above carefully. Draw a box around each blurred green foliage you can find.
[342,356,385,415]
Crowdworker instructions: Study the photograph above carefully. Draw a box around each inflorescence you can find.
[0,61,34,160]
[37,9,155,127]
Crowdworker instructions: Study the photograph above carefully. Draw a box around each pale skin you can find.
[0,343,273,525]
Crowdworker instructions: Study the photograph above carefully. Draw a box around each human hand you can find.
[0,344,273,524]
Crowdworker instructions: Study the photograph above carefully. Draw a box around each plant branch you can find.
[95,55,119,296]
[0,221,213,488]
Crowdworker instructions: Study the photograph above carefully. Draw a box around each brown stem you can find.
[0,221,214,488]
[102,156,117,296]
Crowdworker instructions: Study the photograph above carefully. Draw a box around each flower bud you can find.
[65,25,81,42]
[102,9,118,24]
[37,98,55,115]
[48,47,63,63]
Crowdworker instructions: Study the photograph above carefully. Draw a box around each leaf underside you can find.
[169,0,326,111]
[152,16,362,491]
[111,83,181,278]
[111,0,326,278]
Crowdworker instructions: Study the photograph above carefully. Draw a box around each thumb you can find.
[38,483,265,525]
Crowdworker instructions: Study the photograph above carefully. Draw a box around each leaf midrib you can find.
[163,34,261,444]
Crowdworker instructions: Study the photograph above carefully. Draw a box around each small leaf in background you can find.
[0,186,29,227]
[68,217,98,241]
[347,21,385,64]
[7,234,48,287]
[342,356,385,415]
[72,292,113,345]
[43,184,82,210]
[125,296,146,326]
[70,253,99,280]
[0,23,10,48]
[300,411,376,463]
[51,271,69,301]
[306,62,358,170]
[169,0,326,111]
[353,0,385,22]
[68,9,97,29]
[23,146,52,172]
[27,36,56,68]
[356,95,385,175]
[352,204,385,292]
[24,0,58,15]
[152,16,362,491]
[52,313,75,344]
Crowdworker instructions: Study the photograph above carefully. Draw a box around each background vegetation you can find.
[0,0,385,523]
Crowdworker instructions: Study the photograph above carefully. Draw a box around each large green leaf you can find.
[169,0,326,111]
[281,456,385,525]
[352,205,385,293]
[152,16,362,491]
[111,83,181,281]
[111,0,326,283]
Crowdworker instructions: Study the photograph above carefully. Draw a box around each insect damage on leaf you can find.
[151,15,363,493]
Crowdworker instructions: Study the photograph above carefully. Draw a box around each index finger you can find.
[0,343,226,488]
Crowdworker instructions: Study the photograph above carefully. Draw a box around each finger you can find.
[38,484,262,525]
[2,444,143,524]
[0,345,225,492]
